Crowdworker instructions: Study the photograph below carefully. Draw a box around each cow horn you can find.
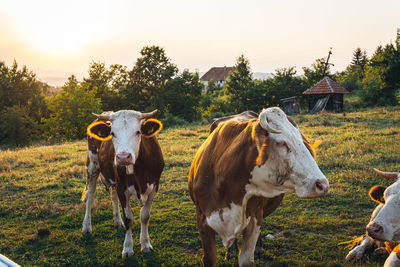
[374,168,400,179]
[141,109,158,120]
[92,112,112,121]
[259,110,281,134]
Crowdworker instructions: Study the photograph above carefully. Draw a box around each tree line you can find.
[0,30,399,147]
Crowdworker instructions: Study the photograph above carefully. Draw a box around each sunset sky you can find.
[1,0,399,86]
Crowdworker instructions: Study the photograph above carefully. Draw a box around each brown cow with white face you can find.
[188,107,329,267]
[346,169,400,267]
[82,109,164,257]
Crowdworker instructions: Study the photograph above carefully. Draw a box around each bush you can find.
[0,105,40,147]
[161,109,187,128]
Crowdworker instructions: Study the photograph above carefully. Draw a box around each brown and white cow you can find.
[188,107,329,267]
[346,169,400,267]
[82,109,164,257]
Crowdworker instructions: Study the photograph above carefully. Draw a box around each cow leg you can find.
[110,187,124,228]
[140,184,157,252]
[226,239,238,260]
[118,185,135,257]
[239,217,261,267]
[345,235,373,262]
[197,210,217,267]
[82,151,100,234]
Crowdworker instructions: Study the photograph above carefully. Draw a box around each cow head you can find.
[251,107,329,199]
[367,169,400,242]
[87,110,162,168]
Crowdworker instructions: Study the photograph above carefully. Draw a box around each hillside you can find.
[0,107,399,266]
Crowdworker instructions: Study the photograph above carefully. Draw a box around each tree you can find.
[351,48,368,73]
[360,30,400,106]
[225,54,256,113]
[42,77,102,141]
[302,57,333,87]
[84,62,128,111]
[0,60,48,122]
[162,70,203,122]
[122,46,178,111]
[337,65,363,92]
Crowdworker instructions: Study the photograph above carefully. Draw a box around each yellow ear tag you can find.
[143,118,163,138]
[87,121,112,141]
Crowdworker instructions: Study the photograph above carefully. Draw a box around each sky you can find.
[1,0,399,86]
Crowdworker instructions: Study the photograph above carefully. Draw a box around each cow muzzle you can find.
[116,153,133,166]
[314,180,329,197]
[367,222,384,240]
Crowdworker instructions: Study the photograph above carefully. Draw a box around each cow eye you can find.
[277,141,290,151]
[136,131,141,136]
[111,132,115,137]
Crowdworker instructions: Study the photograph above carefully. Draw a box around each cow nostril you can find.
[367,223,383,238]
[315,182,324,191]
[373,225,383,233]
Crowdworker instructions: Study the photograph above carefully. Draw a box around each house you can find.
[200,67,235,88]
[302,76,350,113]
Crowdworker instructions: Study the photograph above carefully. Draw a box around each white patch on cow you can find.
[372,180,400,241]
[122,228,134,257]
[126,164,134,174]
[140,184,155,204]
[345,236,373,262]
[87,151,99,173]
[108,111,142,166]
[384,251,400,267]
[239,217,260,267]
[206,202,251,248]
[82,151,99,234]
[140,184,156,253]
[252,107,328,198]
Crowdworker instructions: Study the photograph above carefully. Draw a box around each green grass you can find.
[1,106,399,266]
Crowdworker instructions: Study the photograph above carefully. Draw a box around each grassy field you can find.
[0,106,399,266]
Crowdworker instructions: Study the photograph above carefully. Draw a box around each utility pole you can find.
[322,48,334,78]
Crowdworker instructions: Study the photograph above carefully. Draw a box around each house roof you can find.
[201,67,235,82]
[302,76,350,95]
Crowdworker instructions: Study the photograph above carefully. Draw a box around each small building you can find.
[280,96,300,115]
[201,66,235,88]
[302,76,350,113]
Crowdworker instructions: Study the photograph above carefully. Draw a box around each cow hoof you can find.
[122,249,134,258]
[141,244,153,253]
[82,227,92,234]
[345,248,363,262]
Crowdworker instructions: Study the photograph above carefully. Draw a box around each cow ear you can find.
[87,121,112,141]
[369,185,386,204]
[141,119,163,138]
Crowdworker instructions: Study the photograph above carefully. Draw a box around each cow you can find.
[82,109,164,257]
[346,169,400,267]
[188,107,329,267]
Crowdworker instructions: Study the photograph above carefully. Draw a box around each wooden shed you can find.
[302,76,349,113]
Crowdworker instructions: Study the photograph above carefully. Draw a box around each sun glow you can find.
[4,0,111,57]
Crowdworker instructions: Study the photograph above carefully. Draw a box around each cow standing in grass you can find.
[188,107,329,267]
[346,169,400,267]
[82,110,164,257]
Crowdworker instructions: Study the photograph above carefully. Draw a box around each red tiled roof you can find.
[302,76,350,95]
[201,67,235,81]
